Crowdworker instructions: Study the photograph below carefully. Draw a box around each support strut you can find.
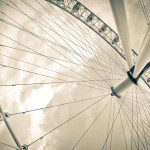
[111,62,150,98]
[0,106,28,150]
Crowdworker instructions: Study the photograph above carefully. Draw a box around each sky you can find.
[0,0,150,150]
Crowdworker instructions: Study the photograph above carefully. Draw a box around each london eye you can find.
[0,0,150,149]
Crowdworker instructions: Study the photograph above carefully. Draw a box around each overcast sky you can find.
[0,0,150,150]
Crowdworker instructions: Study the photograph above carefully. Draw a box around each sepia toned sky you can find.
[0,0,150,150]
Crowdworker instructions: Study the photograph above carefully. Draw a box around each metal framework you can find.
[45,0,150,88]
[0,0,149,149]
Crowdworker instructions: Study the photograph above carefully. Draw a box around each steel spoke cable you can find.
[9,0,99,58]
[0,4,104,84]
[0,31,108,89]
[138,86,150,100]
[0,81,123,87]
[38,0,99,57]
[122,103,150,125]
[101,88,130,150]
[121,97,150,141]
[92,39,126,82]
[121,108,150,140]
[121,96,150,145]
[119,111,128,150]
[27,94,110,147]
[137,85,150,109]
[22,0,99,58]
[71,96,113,150]
[122,100,150,136]
[109,96,116,150]
[0,63,111,91]
[136,87,150,127]
[120,108,138,149]
[136,87,150,126]
[0,141,16,149]
[58,9,126,77]
[135,86,140,149]
[9,94,106,116]
[131,85,134,149]
[121,103,149,149]
[2,34,124,90]
[7,0,95,54]
[3,0,123,88]
[98,43,127,74]
[124,94,150,120]
[1,53,123,84]
[120,91,141,149]
[0,17,112,89]
[104,96,113,150]
[0,56,111,90]
[120,97,147,148]
[123,99,150,120]
[3,0,113,87]
[106,49,114,86]
[1,32,125,79]
[0,44,126,80]
[136,87,149,149]
[33,0,124,77]
[125,96,150,105]
[50,0,127,75]
[0,62,111,90]
[36,0,128,77]
[0,53,88,81]
[0,44,126,77]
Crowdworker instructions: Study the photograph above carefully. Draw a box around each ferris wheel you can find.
[0,0,150,149]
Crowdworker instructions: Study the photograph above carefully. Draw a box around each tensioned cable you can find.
[136,88,149,149]
[0,51,126,78]
[121,94,150,147]
[0,63,110,91]
[135,86,140,149]
[27,94,109,147]
[2,0,112,88]
[115,91,140,149]
[21,0,124,84]
[122,90,149,148]
[101,88,130,150]
[121,92,150,130]
[0,7,126,79]
[0,141,16,149]
[119,111,128,150]
[0,50,125,84]
[38,0,127,76]
[55,1,127,74]
[108,98,116,149]
[122,101,150,138]
[0,44,126,77]
[9,94,106,116]
[2,34,126,89]
[44,0,150,88]
[121,103,148,149]
[136,87,150,126]
[104,96,113,150]
[71,96,113,149]
[0,44,124,77]
[2,0,123,88]
[0,52,123,83]
[1,19,113,88]
[120,108,138,149]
